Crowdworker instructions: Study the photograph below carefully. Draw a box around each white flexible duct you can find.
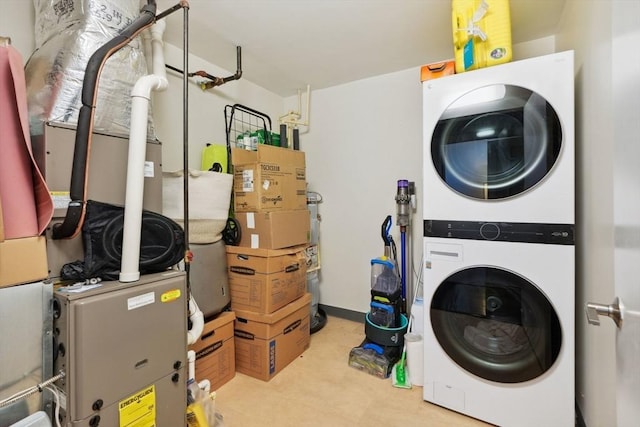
[187,350,196,382]
[187,294,205,345]
[119,20,169,282]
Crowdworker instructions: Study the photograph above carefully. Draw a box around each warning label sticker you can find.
[119,385,156,427]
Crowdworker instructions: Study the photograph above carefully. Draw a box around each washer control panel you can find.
[424,220,574,245]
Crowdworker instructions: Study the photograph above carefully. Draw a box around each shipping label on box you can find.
[189,311,236,391]
[236,210,310,250]
[233,293,311,381]
[232,145,306,212]
[226,245,308,314]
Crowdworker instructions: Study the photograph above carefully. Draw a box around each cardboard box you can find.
[0,236,48,288]
[189,311,236,391]
[235,210,310,249]
[234,293,311,381]
[226,245,308,314]
[231,144,306,212]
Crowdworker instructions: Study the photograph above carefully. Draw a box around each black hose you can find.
[102,214,180,270]
[52,1,158,240]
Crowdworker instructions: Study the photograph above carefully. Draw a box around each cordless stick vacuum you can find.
[395,179,413,315]
[392,179,415,388]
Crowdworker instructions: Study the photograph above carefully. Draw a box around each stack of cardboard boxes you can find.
[190,144,312,385]
[229,144,312,381]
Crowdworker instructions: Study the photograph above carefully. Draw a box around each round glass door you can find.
[430,266,562,383]
[431,85,562,200]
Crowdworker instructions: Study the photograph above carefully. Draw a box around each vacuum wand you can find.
[395,179,413,314]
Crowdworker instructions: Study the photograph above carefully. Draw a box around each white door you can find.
[586,3,640,426]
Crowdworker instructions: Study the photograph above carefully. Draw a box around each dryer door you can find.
[431,85,562,200]
[430,266,562,383]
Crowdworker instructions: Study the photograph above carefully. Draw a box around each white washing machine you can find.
[422,236,574,427]
[423,50,574,225]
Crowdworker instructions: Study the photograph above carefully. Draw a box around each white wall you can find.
[0,1,34,58]
[555,1,617,425]
[294,68,424,313]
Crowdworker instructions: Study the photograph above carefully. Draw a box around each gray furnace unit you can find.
[52,271,187,426]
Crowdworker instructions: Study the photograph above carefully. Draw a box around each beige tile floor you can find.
[214,315,492,427]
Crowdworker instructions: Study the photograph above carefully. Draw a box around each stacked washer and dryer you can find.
[421,51,575,427]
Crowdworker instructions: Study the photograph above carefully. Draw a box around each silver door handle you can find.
[585,297,624,328]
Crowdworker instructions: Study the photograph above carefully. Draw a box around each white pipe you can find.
[120,20,169,282]
[187,295,205,345]
[141,28,153,74]
[187,350,196,382]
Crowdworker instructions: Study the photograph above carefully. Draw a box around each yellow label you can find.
[161,289,181,303]
[119,385,156,427]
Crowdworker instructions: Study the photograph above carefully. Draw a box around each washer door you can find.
[431,84,562,200]
[430,266,562,383]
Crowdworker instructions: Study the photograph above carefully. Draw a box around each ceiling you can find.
[157,0,567,97]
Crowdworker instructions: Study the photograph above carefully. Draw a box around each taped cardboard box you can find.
[0,236,48,288]
[226,244,308,314]
[189,311,236,392]
[231,144,306,212]
[234,293,311,381]
[235,210,310,250]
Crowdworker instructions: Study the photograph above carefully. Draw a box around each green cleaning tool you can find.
[392,308,413,389]
[393,347,410,388]
[392,346,411,389]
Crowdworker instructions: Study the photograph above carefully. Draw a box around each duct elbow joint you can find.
[150,19,166,40]
[132,75,168,98]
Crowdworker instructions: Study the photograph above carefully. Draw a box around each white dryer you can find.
[423,50,574,225]
[422,236,574,427]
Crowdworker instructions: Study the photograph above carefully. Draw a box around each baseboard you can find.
[318,304,365,323]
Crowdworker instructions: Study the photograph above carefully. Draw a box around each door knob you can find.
[585,297,624,328]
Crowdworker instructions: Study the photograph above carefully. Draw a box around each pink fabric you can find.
[0,45,53,238]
